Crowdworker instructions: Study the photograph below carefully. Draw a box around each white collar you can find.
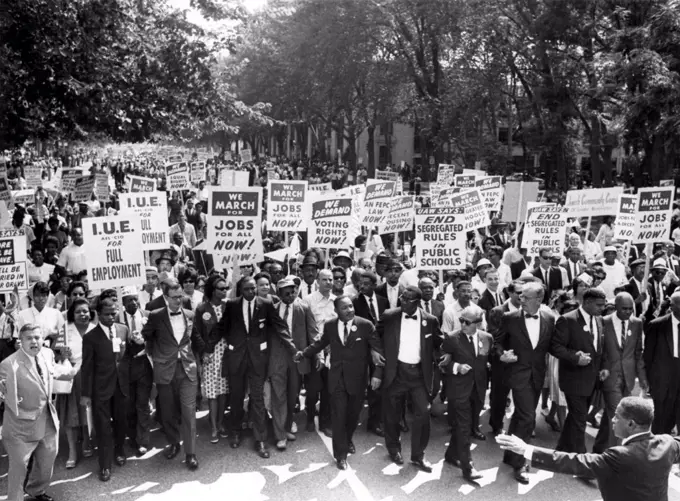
[621,431,651,446]
[578,306,591,323]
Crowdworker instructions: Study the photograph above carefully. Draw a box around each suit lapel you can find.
[162,308,175,341]
[666,316,674,354]
[20,350,47,396]
[517,312,533,348]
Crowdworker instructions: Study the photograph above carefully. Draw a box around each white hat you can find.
[603,245,618,253]
[121,286,138,298]
[475,258,492,269]
[652,258,669,270]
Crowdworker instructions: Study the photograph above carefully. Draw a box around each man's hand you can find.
[315,357,325,371]
[457,364,472,375]
[637,292,648,303]
[576,351,591,366]
[131,331,145,345]
[599,369,609,381]
[80,396,92,408]
[495,433,528,456]
[293,351,304,363]
[438,353,452,370]
[500,350,518,363]
[371,350,385,367]
[370,377,381,390]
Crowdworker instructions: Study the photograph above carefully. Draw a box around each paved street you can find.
[1,399,678,501]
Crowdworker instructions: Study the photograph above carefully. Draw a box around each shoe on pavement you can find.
[276,439,287,451]
[291,422,298,433]
[514,465,530,484]
[99,468,111,482]
[411,457,433,473]
[389,451,404,465]
[186,454,199,471]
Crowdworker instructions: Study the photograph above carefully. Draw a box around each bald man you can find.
[593,292,647,452]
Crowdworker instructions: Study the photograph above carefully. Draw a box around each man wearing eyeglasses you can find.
[531,247,563,304]
[440,305,492,482]
[495,281,557,484]
[376,286,442,472]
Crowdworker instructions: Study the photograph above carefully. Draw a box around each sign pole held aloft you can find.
[513,181,524,247]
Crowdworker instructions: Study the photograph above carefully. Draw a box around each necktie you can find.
[495,292,500,306]
[367,296,378,321]
[621,320,627,349]
[468,335,477,356]
[404,314,417,320]
[525,314,538,319]
[589,316,594,342]
[35,357,44,385]
[170,311,182,316]
[424,301,430,314]
[307,283,312,295]
[543,269,548,285]
[343,322,349,344]
[284,304,290,323]
[247,301,252,331]
[130,314,137,333]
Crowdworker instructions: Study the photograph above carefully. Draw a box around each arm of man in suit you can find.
[551,315,581,366]
[267,302,297,357]
[296,324,331,360]
[643,319,657,380]
[80,333,94,407]
[633,323,648,390]
[189,312,205,354]
[366,322,384,386]
[439,334,457,373]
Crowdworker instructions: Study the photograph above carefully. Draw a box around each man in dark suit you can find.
[141,280,203,471]
[477,269,505,314]
[622,259,651,318]
[498,396,680,501]
[376,286,442,472]
[117,287,153,456]
[295,295,383,469]
[375,259,403,309]
[81,298,130,482]
[561,247,585,286]
[552,288,607,458]
[487,280,523,435]
[644,291,680,434]
[352,270,389,436]
[418,277,445,403]
[496,281,556,483]
[510,248,532,280]
[145,274,192,311]
[531,247,563,304]
[269,277,321,450]
[594,292,648,452]
[213,276,297,458]
[441,305,492,481]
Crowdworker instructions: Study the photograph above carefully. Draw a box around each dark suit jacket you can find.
[81,323,129,400]
[117,310,152,385]
[478,289,505,313]
[441,329,493,403]
[601,314,647,393]
[420,299,445,325]
[530,432,680,501]
[496,309,555,391]
[269,299,320,376]
[376,308,442,394]
[552,309,606,396]
[145,294,192,312]
[644,314,678,399]
[561,260,585,285]
[532,266,563,303]
[375,283,402,309]
[214,296,297,378]
[623,278,651,317]
[487,301,513,339]
[302,316,382,395]
[353,293,389,325]
[510,258,532,280]
[141,307,202,385]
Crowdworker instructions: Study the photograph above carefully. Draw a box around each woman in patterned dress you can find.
[193,274,229,443]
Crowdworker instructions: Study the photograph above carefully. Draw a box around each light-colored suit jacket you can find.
[601,314,647,393]
[0,348,71,441]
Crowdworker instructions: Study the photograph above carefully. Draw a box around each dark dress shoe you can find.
[230,433,242,449]
[321,427,333,438]
[587,414,600,428]
[336,458,348,470]
[371,425,385,437]
[348,441,356,454]
[411,457,433,473]
[463,466,483,481]
[31,495,54,501]
[115,454,126,466]
[99,468,111,482]
[165,443,181,460]
[514,465,530,484]
[444,456,461,468]
[471,430,486,441]
[544,415,561,432]
[389,451,404,465]
[255,441,270,459]
[400,421,409,433]
[186,454,199,471]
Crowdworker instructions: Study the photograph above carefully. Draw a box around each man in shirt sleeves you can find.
[377,286,442,472]
[552,288,608,458]
[295,295,383,470]
[141,279,204,471]
[495,281,556,484]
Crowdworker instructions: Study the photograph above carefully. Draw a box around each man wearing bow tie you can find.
[377,286,442,472]
[593,292,647,452]
[552,288,607,460]
[141,280,204,471]
[496,281,557,484]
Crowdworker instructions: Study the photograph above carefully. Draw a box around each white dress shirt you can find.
[299,280,319,300]
[397,310,421,364]
[138,288,162,311]
[612,315,628,349]
[17,306,65,339]
[364,294,380,320]
[304,291,337,332]
[579,307,598,351]
[672,315,680,358]
[453,331,478,375]
[442,300,487,333]
[386,284,400,309]
[523,309,540,349]
[56,242,88,274]
[242,299,254,333]
[337,319,354,346]
[169,310,185,346]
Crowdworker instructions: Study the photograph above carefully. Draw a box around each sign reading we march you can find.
[634,186,674,243]
[267,180,309,231]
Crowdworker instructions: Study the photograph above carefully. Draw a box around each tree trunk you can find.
[367,125,375,178]
[590,116,602,187]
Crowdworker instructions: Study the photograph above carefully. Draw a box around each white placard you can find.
[118,193,170,250]
[634,187,675,243]
[267,180,309,231]
[414,208,466,270]
[613,194,638,241]
[564,187,624,217]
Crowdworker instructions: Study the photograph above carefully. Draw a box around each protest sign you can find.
[521,204,568,256]
[463,168,486,176]
[118,193,170,250]
[414,208,465,270]
[308,183,332,192]
[449,189,491,231]
[265,166,278,180]
[360,180,396,227]
[166,163,191,191]
[61,169,81,194]
[375,170,400,183]
[240,149,253,163]
[24,164,42,187]
[475,176,503,212]
[82,215,145,290]
[381,196,415,234]
[501,181,539,223]
[454,175,476,189]
[0,229,28,292]
[0,178,12,208]
[95,172,109,203]
[207,187,264,267]
[218,169,250,187]
[335,184,365,242]
[167,154,183,164]
[191,161,206,183]
[308,195,353,249]
[0,164,6,179]
[634,186,675,243]
[613,194,638,241]
[128,175,156,193]
[564,187,624,217]
[433,186,460,207]
[660,179,674,187]
[266,180,309,231]
[436,164,458,186]
[223,151,233,161]
[73,176,95,203]
[11,190,35,206]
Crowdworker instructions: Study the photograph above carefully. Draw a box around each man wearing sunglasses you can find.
[441,305,492,482]
[531,247,564,304]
